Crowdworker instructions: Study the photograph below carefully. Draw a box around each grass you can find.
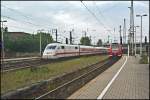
[139,54,149,64]
[1,55,109,94]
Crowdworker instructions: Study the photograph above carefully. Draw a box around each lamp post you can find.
[106,30,111,44]
[136,14,147,56]
[92,29,96,46]
[0,20,7,68]
[134,26,140,56]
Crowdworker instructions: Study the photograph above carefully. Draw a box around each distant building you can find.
[7,32,30,40]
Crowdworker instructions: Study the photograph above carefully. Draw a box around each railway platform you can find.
[68,55,149,99]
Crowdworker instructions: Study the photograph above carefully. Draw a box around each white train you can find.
[42,43,108,59]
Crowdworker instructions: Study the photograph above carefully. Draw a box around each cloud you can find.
[1,1,149,44]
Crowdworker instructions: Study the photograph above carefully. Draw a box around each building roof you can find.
[7,32,30,40]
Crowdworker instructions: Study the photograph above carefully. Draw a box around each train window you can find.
[75,47,78,49]
[111,44,119,49]
[46,46,56,50]
[61,46,64,49]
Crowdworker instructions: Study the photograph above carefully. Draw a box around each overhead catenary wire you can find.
[1,15,52,32]
[93,1,112,30]
[2,5,33,20]
[80,1,111,32]
[2,3,90,45]
[1,15,41,28]
[1,5,40,27]
[1,15,53,34]
[101,2,120,13]
[2,5,51,29]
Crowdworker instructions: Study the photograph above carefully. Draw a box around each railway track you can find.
[1,56,79,72]
[1,56,120,99]
[1,57,42,72]
[1,54,106,72]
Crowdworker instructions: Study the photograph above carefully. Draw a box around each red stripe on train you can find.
[54,51,104,55]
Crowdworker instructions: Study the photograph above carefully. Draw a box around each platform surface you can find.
[68,55,149,99]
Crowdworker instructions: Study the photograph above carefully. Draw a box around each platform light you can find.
[136,14,148,56]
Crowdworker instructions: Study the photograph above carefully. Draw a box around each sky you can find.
[1,1,149,45]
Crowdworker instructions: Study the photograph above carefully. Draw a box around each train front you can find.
[109,43,122,57]
[42,44,57,59]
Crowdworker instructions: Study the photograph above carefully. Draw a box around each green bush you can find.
[139,54,148,64]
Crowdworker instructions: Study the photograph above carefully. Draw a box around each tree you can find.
[97,39,103,46]
[4,31,54,53]
[80,36,91,46]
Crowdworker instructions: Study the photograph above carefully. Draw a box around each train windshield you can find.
[111,44,119,49]
[46,45,56,50]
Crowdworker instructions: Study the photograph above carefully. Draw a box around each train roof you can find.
[47,43,78,47]
[46,43,109,49]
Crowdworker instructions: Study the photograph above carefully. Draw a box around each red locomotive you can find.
[108,43,122,57]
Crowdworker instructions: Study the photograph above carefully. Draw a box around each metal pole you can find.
[123,18,126,44]
[140,16,142,56]
[1,22,4,69]
[70,31,72,44]
[108,35,110,44]
[1,20,7,68]
[128,6,132,56]
[136,14,147,56]
[39,30,42,57]
[114,28,115,43]
[132,0,134,56]
[119,25,122,45]
[129,0,134,56]
[148,45,149,63]
[56,29,57,42]
[128,43,129,57]
[134,27,136,56]
[1,22,4,59]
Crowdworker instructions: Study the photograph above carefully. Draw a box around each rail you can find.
[1,54,106,72]
[1,56,120,99]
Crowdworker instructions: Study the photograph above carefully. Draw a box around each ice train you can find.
[42,43,109,59]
